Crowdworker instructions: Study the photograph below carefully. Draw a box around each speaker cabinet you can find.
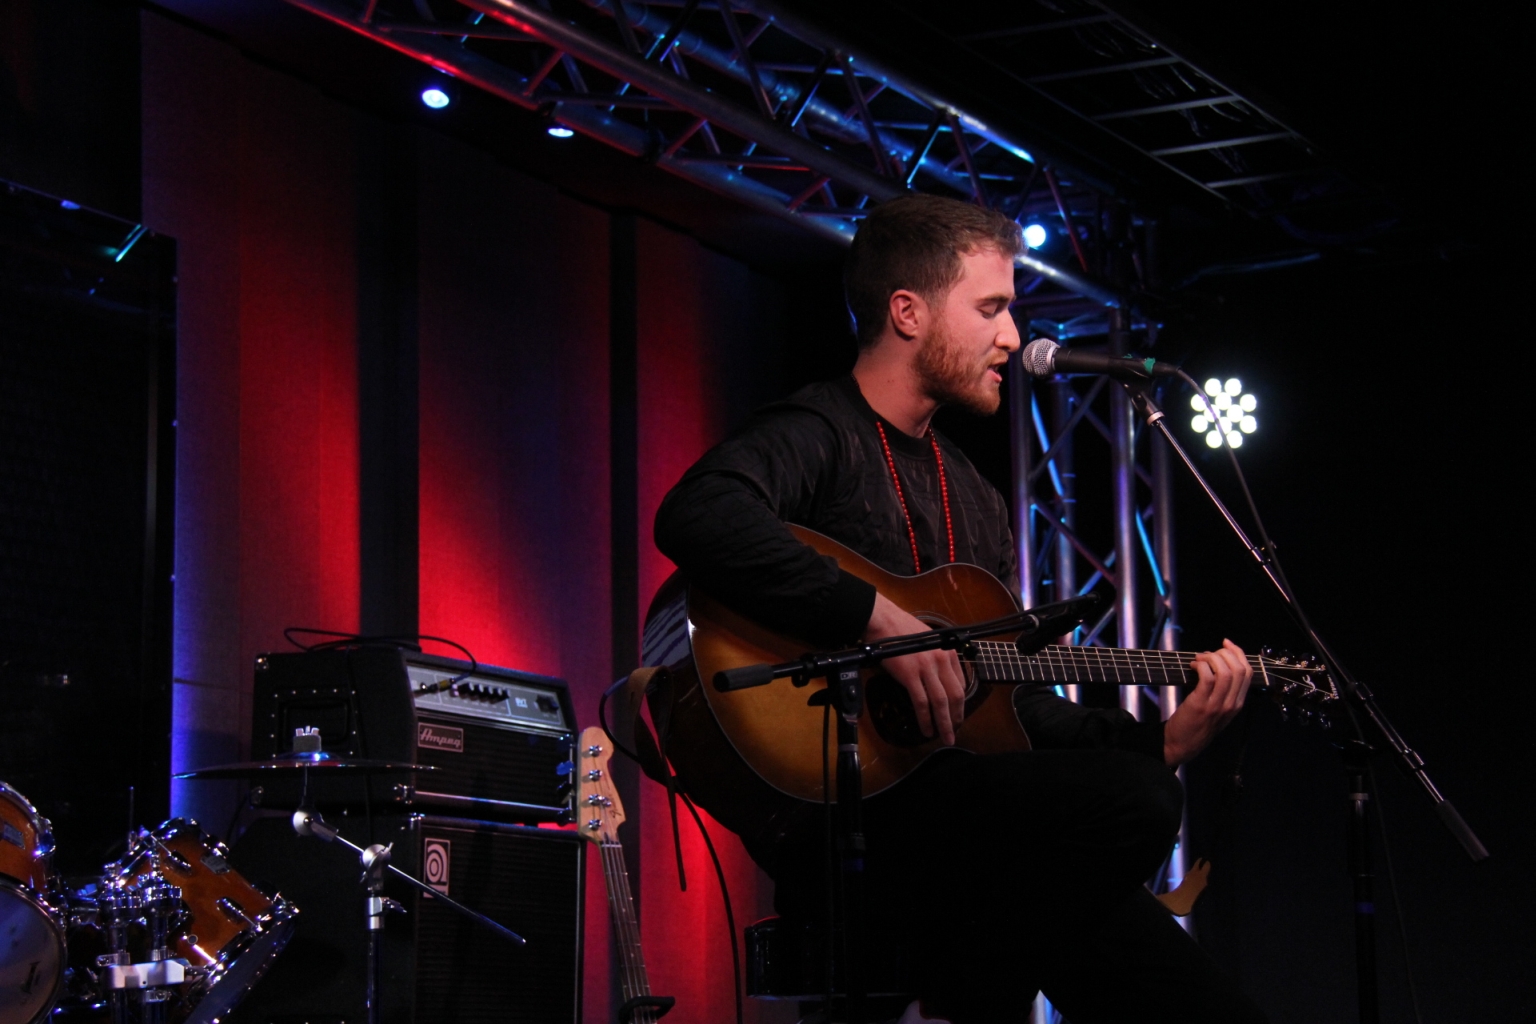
[230,813,583,1023]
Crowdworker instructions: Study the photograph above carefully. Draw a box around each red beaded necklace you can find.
[875,421,956,574]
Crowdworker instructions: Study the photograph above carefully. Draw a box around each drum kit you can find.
[1,730,525,1024]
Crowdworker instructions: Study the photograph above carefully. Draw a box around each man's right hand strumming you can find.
[864,592,967,745]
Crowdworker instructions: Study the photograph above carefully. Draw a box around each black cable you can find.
[281,628,478,690]
[678,792,743,1024]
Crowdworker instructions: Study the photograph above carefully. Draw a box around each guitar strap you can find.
[604,666,689,891]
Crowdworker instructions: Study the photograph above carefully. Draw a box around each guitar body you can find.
[647,525,1026,817]
[643,525,1335,847]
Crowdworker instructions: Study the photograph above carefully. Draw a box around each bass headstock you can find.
[1252,649,1341,727]
[574,725,626,844]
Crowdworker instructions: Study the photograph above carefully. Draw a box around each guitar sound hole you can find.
[867,664,986,749]
[867,674,927,748]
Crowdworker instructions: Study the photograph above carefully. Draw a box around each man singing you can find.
[654,194,1264,1023]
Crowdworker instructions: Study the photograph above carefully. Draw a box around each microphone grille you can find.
[1021,338,1060,377]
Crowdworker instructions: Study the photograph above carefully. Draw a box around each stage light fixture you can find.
[1192,378,1258,448]
[547,124,576,138]
[421,87,451,109]
[1022,223,1048,249]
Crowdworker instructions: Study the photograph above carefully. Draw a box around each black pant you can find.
[776,748,1267,1024]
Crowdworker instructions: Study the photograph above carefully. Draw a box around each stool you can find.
[744,916,921,1022]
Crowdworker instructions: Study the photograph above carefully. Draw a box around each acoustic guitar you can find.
[641,525,1336,837]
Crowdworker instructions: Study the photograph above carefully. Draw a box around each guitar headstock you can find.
[1252,649,1341,725]
[574,725,626,844]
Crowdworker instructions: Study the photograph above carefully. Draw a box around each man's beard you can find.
[915,323,1001,416]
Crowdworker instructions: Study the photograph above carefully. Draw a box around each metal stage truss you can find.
[946,0,1390,238]
[286,0,1143,314]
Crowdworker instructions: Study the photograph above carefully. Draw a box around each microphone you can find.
[1021,338,1178,380]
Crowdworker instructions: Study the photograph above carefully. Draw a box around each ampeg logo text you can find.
[417,722,464,753]
[423,838,451,897]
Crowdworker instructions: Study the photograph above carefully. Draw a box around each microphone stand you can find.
[291,804,526,1024]
[715,597,1099,1024]
[1123,381,1487,1024]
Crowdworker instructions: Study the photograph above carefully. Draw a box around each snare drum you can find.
[0,782,65,1024]
[114,819,297,1024]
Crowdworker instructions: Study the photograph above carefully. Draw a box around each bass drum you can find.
[0,782,65,1024]
[113,819,297,1024]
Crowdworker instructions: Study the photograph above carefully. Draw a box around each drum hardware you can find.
[50,818,300,1024]
[172,751,438,780]
[1,781,66,1024]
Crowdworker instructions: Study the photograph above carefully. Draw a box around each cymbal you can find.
[175,752,437,779]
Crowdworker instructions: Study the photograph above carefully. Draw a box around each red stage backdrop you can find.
[413,133,615,1021]
[144,16,361,827]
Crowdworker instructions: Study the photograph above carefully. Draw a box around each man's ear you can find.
[887,288,927,341]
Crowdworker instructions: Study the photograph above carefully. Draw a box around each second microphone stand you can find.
[1124,380,1487,1024]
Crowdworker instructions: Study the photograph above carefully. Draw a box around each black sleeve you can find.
[990,486,1018,595]
[1013,686,1167,762]
[654,407,878,649]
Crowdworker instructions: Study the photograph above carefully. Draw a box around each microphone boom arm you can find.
[1125,381,1487,862]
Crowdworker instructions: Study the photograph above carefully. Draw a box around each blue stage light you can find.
[420,87,452,110]
[547,124,575,138]
[1022,223,1048,249]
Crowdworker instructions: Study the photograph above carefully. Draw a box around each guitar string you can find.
[960,644,1318,692]
[605,843,647,1001]
[599,844,637,1001]
[602,840,653,1021]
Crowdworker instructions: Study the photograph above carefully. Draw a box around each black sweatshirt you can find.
[654,375,1165,763]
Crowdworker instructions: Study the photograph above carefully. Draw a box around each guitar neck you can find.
[599,840,656,1022]
[973,642,1262,687]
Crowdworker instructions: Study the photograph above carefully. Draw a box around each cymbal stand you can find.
[290,804,527,1024]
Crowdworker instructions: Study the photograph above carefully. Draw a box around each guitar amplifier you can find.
[230,811,585,1024]
[250,648,575,822]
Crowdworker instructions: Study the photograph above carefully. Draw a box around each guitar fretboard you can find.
[600,840,656,1023]
[972,642,1263,687]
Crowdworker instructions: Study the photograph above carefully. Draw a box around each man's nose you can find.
[998,313,1022,352]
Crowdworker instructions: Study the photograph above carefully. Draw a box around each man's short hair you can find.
[845,194,1022,348]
